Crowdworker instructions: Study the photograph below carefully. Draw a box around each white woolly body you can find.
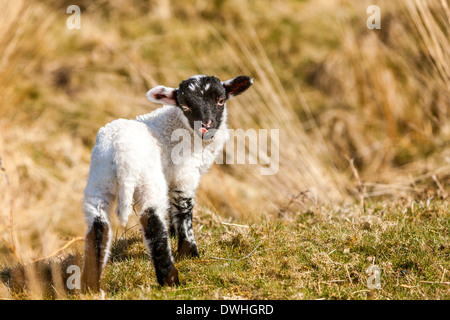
[83,105,229,227]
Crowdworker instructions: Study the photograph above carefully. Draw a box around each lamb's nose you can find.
[202,120,213,129]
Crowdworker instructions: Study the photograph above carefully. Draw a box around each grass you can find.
[0,0,449,299]
[2,198,448,300]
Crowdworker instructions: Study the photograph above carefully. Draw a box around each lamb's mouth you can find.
[197,127,215,141]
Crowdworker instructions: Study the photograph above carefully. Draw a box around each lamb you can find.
[81,75,253,291]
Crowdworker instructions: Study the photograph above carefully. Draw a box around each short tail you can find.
[116,180,135,227]
[114,153,136,226]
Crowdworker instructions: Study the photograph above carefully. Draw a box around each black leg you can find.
[169,214,176,237]
[81,217,112,292]
[140,207,179,286]
[169,192,199,258]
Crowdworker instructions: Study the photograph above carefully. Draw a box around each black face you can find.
[147,75,253,140]
[175,76,227,140]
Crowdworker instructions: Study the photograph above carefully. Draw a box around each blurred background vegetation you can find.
[0,0,448,267]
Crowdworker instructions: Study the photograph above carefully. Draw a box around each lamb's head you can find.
[146,75,253,140]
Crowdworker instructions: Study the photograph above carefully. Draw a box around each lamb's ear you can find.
[146,85,177,105]
[222,76,253,100]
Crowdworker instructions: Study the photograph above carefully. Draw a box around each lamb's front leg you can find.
[169,190,199,258]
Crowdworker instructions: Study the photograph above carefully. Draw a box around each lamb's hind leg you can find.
[140,207,179,286]
[81,198,113,292]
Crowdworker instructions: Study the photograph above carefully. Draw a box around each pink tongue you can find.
[199,128,208,134]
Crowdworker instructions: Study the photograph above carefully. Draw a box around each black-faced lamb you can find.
[81,75,253,291]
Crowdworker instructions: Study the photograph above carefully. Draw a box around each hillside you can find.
[0,0,448,299]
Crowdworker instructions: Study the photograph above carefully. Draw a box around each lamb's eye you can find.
[217,98,225,106]
[181,105,190,112]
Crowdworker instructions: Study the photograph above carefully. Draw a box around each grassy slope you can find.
[101,200,450,300]
[3,199,448,300]
[0,0,449,299]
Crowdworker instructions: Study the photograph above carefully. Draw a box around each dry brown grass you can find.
[0,0,448,299]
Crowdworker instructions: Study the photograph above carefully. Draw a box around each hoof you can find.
[190,247,200,258]
[178,240,199,258]
[163,266,179,286]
